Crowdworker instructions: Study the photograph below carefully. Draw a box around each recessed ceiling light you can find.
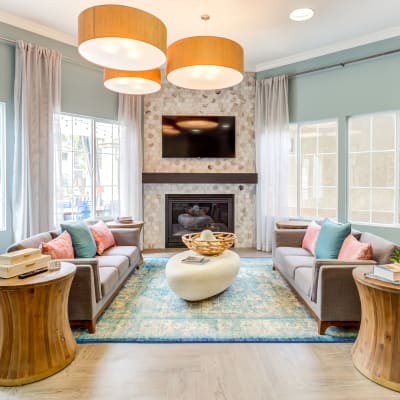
[289,8,314,21]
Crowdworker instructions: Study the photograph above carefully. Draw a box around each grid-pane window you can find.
[95,122,120,217]
[59,114,120,222]
[289,120,338,219]
[288,124,298,217]
[0,103,5,231]
[348,112,397,225]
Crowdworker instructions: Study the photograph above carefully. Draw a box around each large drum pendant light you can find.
[166,35,244,90]
[78,5,167,71]
[104,68,161,95]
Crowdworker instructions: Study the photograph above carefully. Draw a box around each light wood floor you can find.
[1,249,398,399]
[1,343,398,399]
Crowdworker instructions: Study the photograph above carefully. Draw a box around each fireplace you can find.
[165,194,234,247]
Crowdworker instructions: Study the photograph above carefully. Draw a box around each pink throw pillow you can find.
[89,221,116,255]
[302,221,321,256]
[41,231,74,259]
[338,234,372,260]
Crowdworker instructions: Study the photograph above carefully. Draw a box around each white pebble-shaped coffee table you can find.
[166,249,240,301]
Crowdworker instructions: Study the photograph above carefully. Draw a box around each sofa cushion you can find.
[60,221,97,258]
[294,267,313,298]
[275,246,312,258]
[41,231,74,259]
[315,219,351,259]
[359,232,397,265]
[302,221,321,256]
[281,255,315,279]
[97,255,129,277]
[102,246,139,266]
[89,221,116,255]
[338,234,372,260]
[274,247,313,276]
[99,267,119,297]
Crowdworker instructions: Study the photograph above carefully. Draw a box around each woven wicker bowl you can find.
[181,232,237,256]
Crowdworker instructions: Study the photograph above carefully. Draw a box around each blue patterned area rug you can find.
[74,257,357,343]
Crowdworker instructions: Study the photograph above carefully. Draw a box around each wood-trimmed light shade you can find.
[78,5,167,70]
[166,36,244,90]
[104,68,161,95]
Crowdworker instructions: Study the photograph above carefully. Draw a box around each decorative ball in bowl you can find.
[181,230,237,256]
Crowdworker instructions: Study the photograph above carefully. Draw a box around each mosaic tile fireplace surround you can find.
[142,73,256,249]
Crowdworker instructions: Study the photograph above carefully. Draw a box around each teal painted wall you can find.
[0,39,15,252]
[258,38,400,244]
[0,22,118,252]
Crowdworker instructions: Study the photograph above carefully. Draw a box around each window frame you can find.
[0,103,5,231]
[58,112,120,222]
[347,110,400,227]
[289,118,339,220]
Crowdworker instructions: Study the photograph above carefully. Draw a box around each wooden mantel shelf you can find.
[142,173,258,184]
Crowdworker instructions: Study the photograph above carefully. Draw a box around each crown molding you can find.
[1,9,399,72]
[0,10,76,46]
[255,25,400,72]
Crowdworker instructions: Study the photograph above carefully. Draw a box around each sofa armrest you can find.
[314,259,377,267]
[310,259,376,302]
[68,264,97,321]
[315,265,364,322]
[62,258,102,302]
[272,228,307,257]
[111,228,140,247]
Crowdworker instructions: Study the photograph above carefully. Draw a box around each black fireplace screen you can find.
[165,194,234,247]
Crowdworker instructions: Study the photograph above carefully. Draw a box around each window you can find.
[0,103,5,231]
[348,112,398,225]
[289,120,338,219]
[59,114,120,222]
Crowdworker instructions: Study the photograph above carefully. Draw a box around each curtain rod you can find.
[0,34,101,71]
[289,48,400,78]
[2,33,399,77]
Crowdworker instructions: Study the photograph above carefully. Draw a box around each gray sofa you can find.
[7,227,141,333]
[272,228,397,334]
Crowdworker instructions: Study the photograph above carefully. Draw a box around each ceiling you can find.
[0,0,400,71]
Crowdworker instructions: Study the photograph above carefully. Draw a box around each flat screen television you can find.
[162,115,235,158]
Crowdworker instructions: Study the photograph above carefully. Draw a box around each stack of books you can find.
[116,216,134,224]
[181,255,209,264]
[0,248,51,279]
[366,264,400,284]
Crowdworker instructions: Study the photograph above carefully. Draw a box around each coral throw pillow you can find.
[338,234,373,260]
[89,221,116,255]
[41,231,74,259]
[302,221,321,256]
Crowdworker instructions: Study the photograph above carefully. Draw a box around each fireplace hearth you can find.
[165,194,234,247]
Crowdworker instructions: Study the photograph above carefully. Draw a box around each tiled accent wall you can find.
[143,73,255,172]
[143,73,256,248]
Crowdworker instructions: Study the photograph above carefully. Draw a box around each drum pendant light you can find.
[104,68,161,95]
[78,5,167,71]
[166,15,244,90]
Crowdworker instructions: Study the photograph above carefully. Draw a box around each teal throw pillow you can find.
[315,219,351,259]
[60,221,96,258]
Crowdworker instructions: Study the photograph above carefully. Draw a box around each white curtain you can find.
[118,94,143,220]
[255,75,290,252]
[12,40,62,241]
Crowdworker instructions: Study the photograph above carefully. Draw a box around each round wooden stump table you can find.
[275,220,309,229]
[0,262,76,386]
[352,267,400,392]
